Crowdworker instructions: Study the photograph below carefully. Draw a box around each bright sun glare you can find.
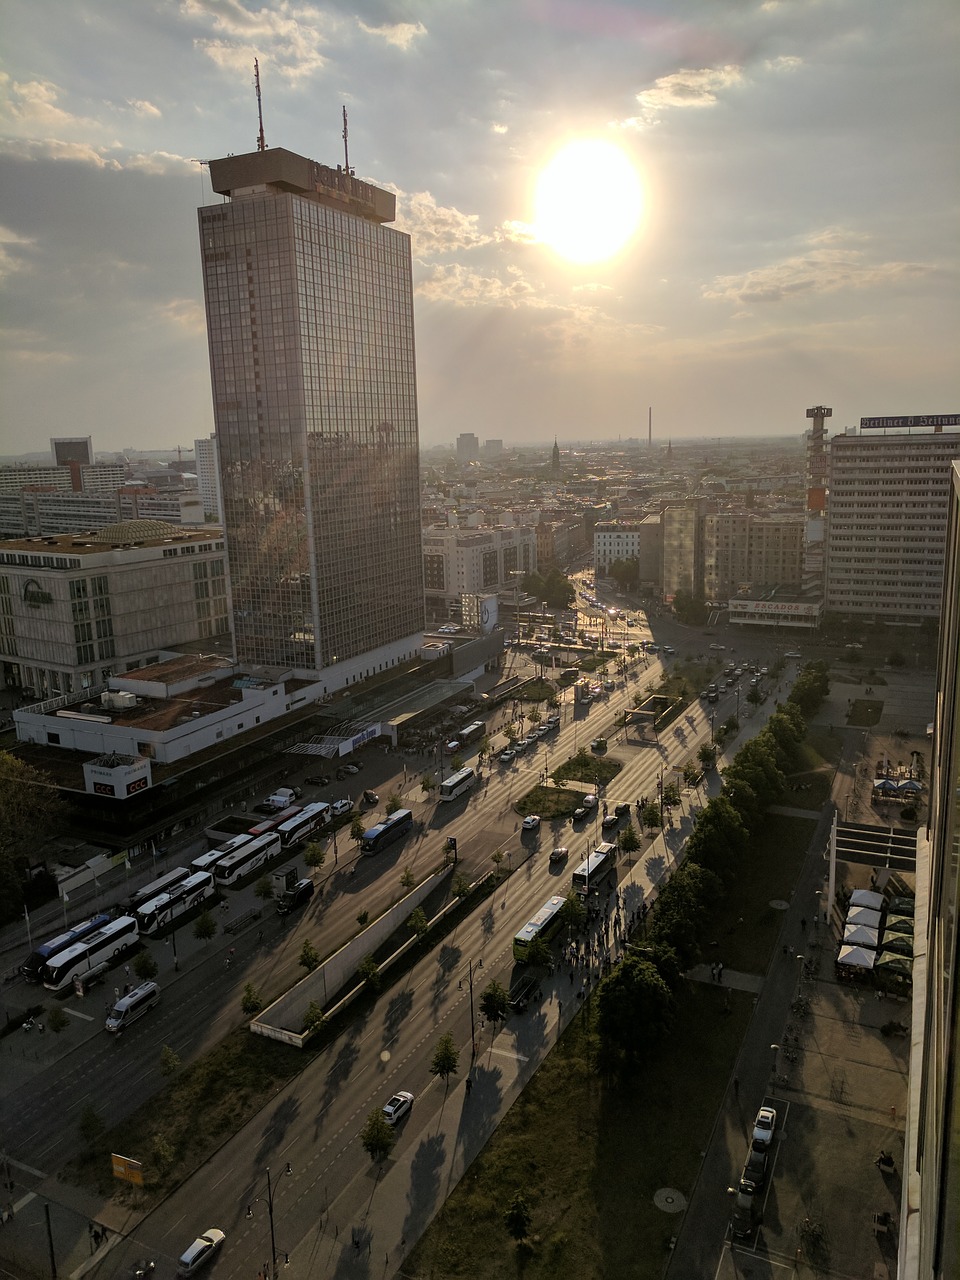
[534,138,645,265]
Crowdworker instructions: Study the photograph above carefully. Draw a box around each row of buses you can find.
[512,843,618,962]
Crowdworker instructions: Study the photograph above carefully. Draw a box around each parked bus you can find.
[41,916,139,992]
[136,871,216,936]
[21,913,110,984]
[191,834,253,876]
[513,895,566,962]
[128,866,192,913]
[459,721,485,746]
[361,808,414,855]
[276,802,331,848]
[247,804,301,838]
[572,842,617,898]
[214,832,282,887]
[438,767,476,802]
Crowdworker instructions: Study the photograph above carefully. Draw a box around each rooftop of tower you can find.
[207,147,396,224]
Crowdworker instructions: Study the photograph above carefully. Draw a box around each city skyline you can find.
[1,0,958,454]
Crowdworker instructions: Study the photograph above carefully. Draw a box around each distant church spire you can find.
[551,437,560,476]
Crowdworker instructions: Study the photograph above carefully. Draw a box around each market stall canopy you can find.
[884,915,914,937]
[846,906,882,929]
[850,889,885,911]
[880,934,914,958]
[837,945,876,969]
[843,923,880,948]
[875,952,912,976]
[888,896,915,916]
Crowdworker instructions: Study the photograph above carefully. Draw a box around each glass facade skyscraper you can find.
[198,148,424,678]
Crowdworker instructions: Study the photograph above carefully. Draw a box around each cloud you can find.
[416,262,539,307]
[357,19,426,50]
[0,136,123,168]
[3,77,95,133]
[395,191,492,254]
[703,239,935,304]
[182,0,337,82]
[125,98,162,119]
[0,225,35,282]
[636,65,744,113]
[154,298,207,334]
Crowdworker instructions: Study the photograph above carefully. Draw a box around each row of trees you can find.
[596,663,830,1067]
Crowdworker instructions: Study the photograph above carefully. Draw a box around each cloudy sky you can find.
[1,0,957,456]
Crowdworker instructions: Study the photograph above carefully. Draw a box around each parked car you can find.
[445,739,461,753]
[382,1091,414,1125]
[572,807,587,822]
[583,793,598,809]
[361,790,379,806]
[614,802,632,817]
[176,1229,225,1277]
[709,642,725,650]
[342,762,362,774]
[330,798,353,817]
[601,814,619,830]
[499,749,516,764]
[305,774,330,787]
[590,737,607,753]
[521,814,541,831]
[742,1146,768,1190]
[752,1105,777,1147]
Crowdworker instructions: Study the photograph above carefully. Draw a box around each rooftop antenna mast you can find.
[254,58,266,152]
[342,105,353,175]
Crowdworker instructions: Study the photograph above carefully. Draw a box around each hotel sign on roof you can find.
[860,413,960,430]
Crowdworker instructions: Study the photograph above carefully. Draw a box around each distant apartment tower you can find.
[824,424,960,620]
[194,434,222,521]
[198,148,424,681]
[482,439,503,459]
[457,433,480,464]
[50,436,93,467]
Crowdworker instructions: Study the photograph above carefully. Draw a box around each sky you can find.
[1,0,958,456]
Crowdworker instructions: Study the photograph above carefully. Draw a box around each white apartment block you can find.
[0,520,230,699]
[422,524,537,616]
[0,488,204,538]
[194,434,222,520]
[824,428,960,620]
[593,518,661,584]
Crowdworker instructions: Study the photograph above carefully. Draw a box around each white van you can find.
[105,981,160,1033]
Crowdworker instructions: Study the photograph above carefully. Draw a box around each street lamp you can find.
[246,1163,292,1279]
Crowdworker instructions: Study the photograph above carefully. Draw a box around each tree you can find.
[241,983,263,1016]
[559,891,586,933]
[697,743,717,770]
[400,866,415,890]
[133,950,159,982]
[407,906,428,939]
[350,816,366,847]
[193,910,216,943]
[152,1132,175,1170]
[0,753,66,924]
[641,800,662,830]
[430,1032,460,1087]
[46,1005,68,1035]
[525,936,553,970]
[303,840,326,874]
[360,1108,397,1164]
[384,791,402,815]
[619,822,640,853]
[420,773,437,796]
[490,850,505,880]
[479,980,508,1024]
[159,1044,181,1076]
[299,939,320,972]
[302,1000,326,1037]
[504,1190,533,1243]
[254,875,274,902]
[453,873,470,899]
[358,954,381,991]
[597,954,674,1061]
[78,1104,105,1148]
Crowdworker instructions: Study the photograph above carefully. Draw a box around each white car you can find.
[499,749,516,764]
[445,739,461,754]
[785,650,802,659]
[583,793,598,809]
[176,1229,225,1277]
[382,1090,414,1125]
[330,798,353,817]
[521,814,541,831]
[752,1105,777,1147]
[709,642,725,651]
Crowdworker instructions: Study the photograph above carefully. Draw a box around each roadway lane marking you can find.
[489,1046,529,1063]
[5,1155,46,1179]
[64,1007,94,1022]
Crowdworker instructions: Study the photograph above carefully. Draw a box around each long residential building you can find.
[422,523,536,619]
[702,511,805,602]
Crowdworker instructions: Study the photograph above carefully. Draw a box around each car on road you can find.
[523,733,539,748]
[445,739,461,753]
[549,846,569,864]
[305,774,330,787]
[330,798,353,817]
[785,650,802,659]
[614,802,632,817]
[361,790,379,806]
[572,806,587,822]
[662,645,676,654]
[709,642,725,650]
[382,1091,414,1125]
[601,814,619,830]
[760,666,769,675]
[699,689,709,700]
[176,1228,225,1277]
[521,814,541,831]
[513,738,527,754]
[646,643,660,654]
[752,1105,777,1147]
[499,749,516,764]
[590,737,607,752]
[583,793,598,809]
[602,679,616,691]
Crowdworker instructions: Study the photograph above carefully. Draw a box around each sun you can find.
[534,138,645,265]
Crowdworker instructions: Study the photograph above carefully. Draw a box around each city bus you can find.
[128,866,192,913]
[41,916,140,992]
[361,808,414,855]
[513,895,566,962]
[214,832,282,887]
[571,842,617,899]
[276,802,331,848]
[246,804,301,838]
[438,767,476,802]
[21,912,111,983]
[191,834,253,875]
[136,871,216,936]
[459,721,485,746]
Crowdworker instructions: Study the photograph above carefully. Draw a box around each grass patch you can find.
[847,699,883,727]
[407,812,818,1278]
[514,783,585,821]
[551,749,623,790]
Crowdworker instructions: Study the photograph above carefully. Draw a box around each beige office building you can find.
[702,512,805,601]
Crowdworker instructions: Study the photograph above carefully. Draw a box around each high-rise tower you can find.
[198,148,424,680]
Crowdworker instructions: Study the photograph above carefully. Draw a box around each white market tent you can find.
[850,889,885,911]
[846,905,882,929]
[837,945,877,970]
[843,922,880,948]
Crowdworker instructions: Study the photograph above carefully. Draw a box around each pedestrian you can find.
[465,1076,472,1095]
[710,962,718,982]
[800,917,807,933]
[114,986,120,1000]
[123,964,130,980]
[717,961,724,983]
